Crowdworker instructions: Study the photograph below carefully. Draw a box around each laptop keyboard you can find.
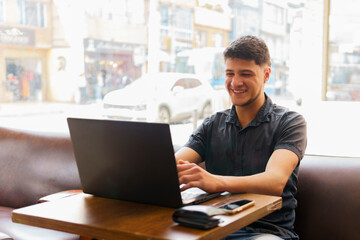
[181,187,207,200]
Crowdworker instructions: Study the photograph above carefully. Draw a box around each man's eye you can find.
[242,74,251,77]
[226,73,234,77]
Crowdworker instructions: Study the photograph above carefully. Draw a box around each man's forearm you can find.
[217,172,287,196]
[216,149,299,196]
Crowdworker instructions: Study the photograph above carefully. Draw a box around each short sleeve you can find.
[274,112,307,161]
[184,116,212,161]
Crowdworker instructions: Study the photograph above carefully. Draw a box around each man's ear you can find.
[264,67,271,83]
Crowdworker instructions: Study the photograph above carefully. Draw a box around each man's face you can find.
[225,58,270,108]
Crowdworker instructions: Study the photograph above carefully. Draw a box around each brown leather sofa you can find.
[0,127,82,240]
[295,154,360,240]
[0,126,359,240]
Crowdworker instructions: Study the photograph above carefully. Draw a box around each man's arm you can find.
[175,146,202,164]
[177,148,299,196]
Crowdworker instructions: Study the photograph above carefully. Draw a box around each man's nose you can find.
[231,75,244,87]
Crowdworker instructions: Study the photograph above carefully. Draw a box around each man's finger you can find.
[180,181,199,191]
[177,159,190,164]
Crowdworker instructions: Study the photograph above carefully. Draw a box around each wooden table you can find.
[12,193,282,240]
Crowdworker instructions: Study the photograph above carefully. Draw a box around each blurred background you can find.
[0,0,359,157]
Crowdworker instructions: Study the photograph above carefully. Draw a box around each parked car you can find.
[102,72,214,123]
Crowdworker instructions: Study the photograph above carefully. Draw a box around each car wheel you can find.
[158,107,170,123]
[201,102,212,118]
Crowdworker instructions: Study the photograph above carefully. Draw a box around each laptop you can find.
[67,117,222,208]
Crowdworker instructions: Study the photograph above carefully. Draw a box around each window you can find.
[160,5,169,26]
[160,4,193,53]
[5,58,42,101]
[195,30,207,48]
[0,0,359,157]
[84,0,145,25]
[326,0,360,101]
[0,0,4,22]
[173,8,192,30]
[173,78,186,89]
[187,78,201,88]
[264,2,284,25]
[19,0,46,27]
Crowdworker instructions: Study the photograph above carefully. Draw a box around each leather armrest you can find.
[0,231,12,240]
[38,190,83,203]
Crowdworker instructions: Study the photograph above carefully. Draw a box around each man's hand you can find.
[177,159,225,193]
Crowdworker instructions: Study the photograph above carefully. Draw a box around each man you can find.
[175,35,307,240]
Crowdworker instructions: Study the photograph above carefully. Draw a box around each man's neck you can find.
[235,94,266,128]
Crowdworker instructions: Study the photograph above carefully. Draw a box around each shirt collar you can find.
[226,93,273,127]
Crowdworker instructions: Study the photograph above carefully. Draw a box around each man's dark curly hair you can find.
[223,35,271,67]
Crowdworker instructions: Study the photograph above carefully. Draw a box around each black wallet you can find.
[172,205,225,230]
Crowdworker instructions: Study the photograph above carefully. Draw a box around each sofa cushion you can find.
[295,155,360,240]
[0,127,82,208]
[0,206,79,240]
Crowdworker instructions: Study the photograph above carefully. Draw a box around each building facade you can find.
[0,0,52,102]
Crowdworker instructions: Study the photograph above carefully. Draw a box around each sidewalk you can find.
[0,102,69,117]
[0,101,193,147]
[0,102,103,117]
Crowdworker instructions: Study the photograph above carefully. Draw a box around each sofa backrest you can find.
[0,127,81,208]
[295,154,360,240]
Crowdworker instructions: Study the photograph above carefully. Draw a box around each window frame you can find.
[322,0,330,100]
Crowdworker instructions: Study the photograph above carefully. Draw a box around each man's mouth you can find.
[232,89,247,94]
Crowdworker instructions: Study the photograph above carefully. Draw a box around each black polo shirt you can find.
[184,94,307,239]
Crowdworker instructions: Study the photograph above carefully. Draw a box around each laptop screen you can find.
[67,117,184,208]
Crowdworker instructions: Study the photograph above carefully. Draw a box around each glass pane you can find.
[327,0,360,101]
[1,0,359,157]
[0,0,4,23]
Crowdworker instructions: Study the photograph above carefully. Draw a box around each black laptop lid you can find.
[67,117,183,208]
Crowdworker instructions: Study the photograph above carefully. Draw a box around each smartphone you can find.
[219,199,255,214]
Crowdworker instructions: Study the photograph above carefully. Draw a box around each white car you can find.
[102,72,214,123]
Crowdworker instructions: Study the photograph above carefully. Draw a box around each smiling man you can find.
[175,35,307,240]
